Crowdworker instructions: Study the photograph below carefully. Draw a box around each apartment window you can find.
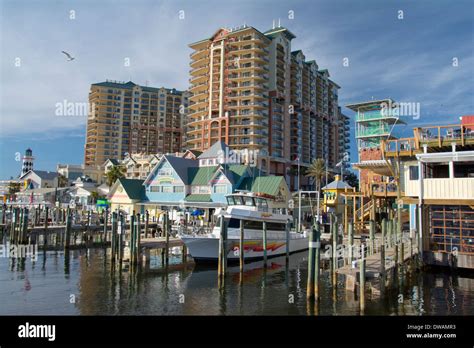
[409,166,419,180]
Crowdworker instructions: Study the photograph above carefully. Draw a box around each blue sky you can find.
[1,0,473,179]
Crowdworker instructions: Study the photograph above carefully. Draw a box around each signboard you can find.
[96,199,109,207]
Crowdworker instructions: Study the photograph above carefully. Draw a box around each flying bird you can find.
[61,51,75,61]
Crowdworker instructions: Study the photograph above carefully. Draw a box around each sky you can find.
[0,0,473,179]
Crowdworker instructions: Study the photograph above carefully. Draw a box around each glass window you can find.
[214,185,227,194]
[243,197,255,206]
[409,166,419,180]
[162,186,173,193]
[173,186,184,193]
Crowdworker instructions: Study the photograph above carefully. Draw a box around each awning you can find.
[416,150,474,163]
[351,160,393,176]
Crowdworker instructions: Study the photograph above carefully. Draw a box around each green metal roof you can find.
[188,166,218,185]
[237,176,285,196]
[184,194,212,202]
[118,178,146,200]
[227,164,248,182]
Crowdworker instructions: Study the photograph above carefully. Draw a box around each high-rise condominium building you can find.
[84,80,188,166]
[186,24,346,190]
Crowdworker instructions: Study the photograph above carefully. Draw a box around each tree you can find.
[7,182,21,196]
[106,165,125,187]
[58,174,69,187]
[344,171,359,189]
[305,158,326,194]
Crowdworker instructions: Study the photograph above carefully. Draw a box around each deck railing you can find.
[382,122,474,156]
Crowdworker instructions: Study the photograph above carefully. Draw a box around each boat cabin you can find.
[225,193,288,215]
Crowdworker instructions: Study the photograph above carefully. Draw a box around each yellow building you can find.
[322,175,352,216]
[108,178,146,217]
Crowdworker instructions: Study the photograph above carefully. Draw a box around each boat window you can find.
[242,196,255,206]
[228,218,241,228]
[256,198,267,207]
[226,196,236,206]
[243,220,285,231]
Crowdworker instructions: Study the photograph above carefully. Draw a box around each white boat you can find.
[179,192,309,263]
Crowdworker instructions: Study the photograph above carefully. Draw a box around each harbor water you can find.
[0,247,473,315]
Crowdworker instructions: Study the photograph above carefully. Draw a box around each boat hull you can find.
[181,234,309,263]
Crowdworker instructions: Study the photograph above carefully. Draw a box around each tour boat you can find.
[179,192,309,263]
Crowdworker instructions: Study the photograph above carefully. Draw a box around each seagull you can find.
[61,51,75,61]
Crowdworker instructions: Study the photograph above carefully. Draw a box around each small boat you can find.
[179,192,309,263]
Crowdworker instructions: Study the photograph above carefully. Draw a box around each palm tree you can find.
[58,174,69,187]
[305,158,326,194]
[106,165,125,187]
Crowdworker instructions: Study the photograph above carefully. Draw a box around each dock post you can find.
[399,240,404,266]
[348,222,354,264]
[87,210,92,230]
[381,218,386,275]
[360,244,366,312]
[217,215,227,279]
[22,208,29,244]
[136,213,141,265]
[130,213,136,264]
[332,215,337,271]
[118,214,124,262]
[44,206,49,231]
[165,212,170,265]
[369,220,375,255]
[239,219,244,273]
[314,222,321,300]
[387,219,392,248]
[65,207,71,250]
[111,212,117,261]
[306,224,316,299]
[103,207,108,243]
[182,244,187,263]
[285,219,290,262]
[262,221,268,268]
[145,210,149,238]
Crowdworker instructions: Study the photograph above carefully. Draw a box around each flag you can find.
[336,160,343,167]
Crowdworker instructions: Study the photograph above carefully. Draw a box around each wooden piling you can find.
[136,213,141,265]
[348,222,354,264]
[145,210,149,238]
[369,220,375,255]
[306,226,316,299]
[130,214,136,264]
[103,208,108,243]
[285,219,290,262]
[380,218,386,275]
[331,216,337,271]
[239,219,244,273]
[44,207,49,231]
[360,244,366,312]
[262,221,268,267]
[165,213,170,265]
[217,215,226,277]
[314,222,321,300]
[64,207,71,250]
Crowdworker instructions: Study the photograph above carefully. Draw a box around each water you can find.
[1,248,473,315]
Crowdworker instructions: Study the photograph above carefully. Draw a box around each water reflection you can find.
[0,248,473,316]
